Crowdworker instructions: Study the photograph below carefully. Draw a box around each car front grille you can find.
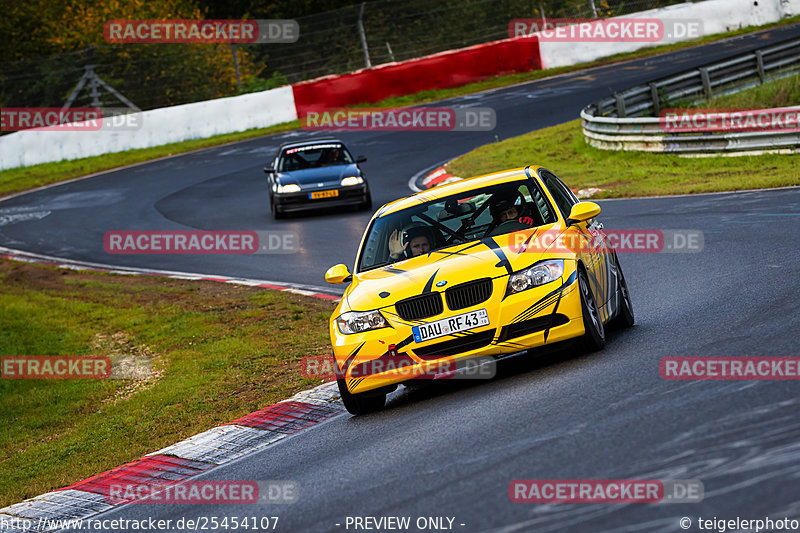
[395,293,443,321]
[445,278,493,311]
[414,329,496,359]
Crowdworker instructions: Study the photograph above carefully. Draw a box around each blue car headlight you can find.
[507,259,564,294]
[276,183,301,194]
[340,176,364,186]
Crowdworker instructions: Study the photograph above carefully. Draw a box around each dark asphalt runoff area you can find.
[4,21,796,533]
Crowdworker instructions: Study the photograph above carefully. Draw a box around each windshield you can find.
[278,143,354,171]
[358,178,558,272]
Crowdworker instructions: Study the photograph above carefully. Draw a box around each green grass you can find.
[446,119,800,198]
[1,16,798,199]
[0,259,335,506]
[674,71,800,109]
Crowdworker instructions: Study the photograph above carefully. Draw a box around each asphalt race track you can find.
[3,23,800,533]
[54,185,800,532]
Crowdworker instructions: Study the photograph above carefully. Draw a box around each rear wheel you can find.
[337,378,386,415]
[610,255,634,329]
[578,268,605,352]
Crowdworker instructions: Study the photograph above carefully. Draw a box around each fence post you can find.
[358,2,372,69]
[649,83,660,116]
[615,92,627,118]
[755,50,766,83]
[699,68,712,99]
[231,44,241,86]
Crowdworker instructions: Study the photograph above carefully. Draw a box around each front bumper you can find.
[274,185,368,212]
[331,266,584,394]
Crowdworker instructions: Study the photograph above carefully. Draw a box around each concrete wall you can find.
[539,0,800,69]
[0,85,297,171]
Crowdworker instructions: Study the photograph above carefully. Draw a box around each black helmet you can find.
[490,190,526,219]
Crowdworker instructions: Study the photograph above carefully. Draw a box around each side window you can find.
[540,170,576,219]
[519,183,556,225]
[553,174,579,204]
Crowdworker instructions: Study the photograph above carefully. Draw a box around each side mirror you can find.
[566,201,601,226]
[356,155,367,163]
[325,264,353,284]
[264,167,274,174]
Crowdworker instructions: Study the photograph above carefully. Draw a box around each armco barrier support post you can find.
[649,83,660,116]
[699,68,713,99]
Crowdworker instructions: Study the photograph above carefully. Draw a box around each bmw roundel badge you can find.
[436,280,448,287]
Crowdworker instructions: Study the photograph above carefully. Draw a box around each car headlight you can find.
[507,259,564,295]
[276,183,301,194]
[340,176,364,186]
[336,310,387,335]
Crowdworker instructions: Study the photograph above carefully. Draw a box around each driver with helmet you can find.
[387,224,436,261]
[489,190,537,230]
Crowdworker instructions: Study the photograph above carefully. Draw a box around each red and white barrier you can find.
[291,36,541,117]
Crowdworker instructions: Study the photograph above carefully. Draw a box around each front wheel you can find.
[337,378,386,415]
[610,254,634,329]
[358,190,372,212]
[578,268,605,352]
[270,194,285,219]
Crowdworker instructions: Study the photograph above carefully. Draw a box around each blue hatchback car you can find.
[264,139,372,218]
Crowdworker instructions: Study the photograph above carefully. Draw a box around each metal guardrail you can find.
[581,37,800,154]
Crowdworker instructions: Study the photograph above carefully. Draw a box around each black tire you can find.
[358,190,372,212]
[610,254,634,329]
[578,267,605,352]
[270,194,285,219]
[337,378,386,415]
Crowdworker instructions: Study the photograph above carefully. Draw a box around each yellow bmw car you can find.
[325,166,634,414]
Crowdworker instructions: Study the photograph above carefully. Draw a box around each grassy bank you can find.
[1,17,798,199]
[675,71,800,109]
[445,119,799,198]
[0,258,334,506]
[446,59,800,197]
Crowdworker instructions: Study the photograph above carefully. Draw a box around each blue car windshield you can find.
[278,144,354,171]
[357,178,558,272]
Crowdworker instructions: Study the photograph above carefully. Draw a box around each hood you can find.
[344,224,566,311]
[277,164,360,188]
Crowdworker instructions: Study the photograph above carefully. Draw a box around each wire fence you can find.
[0,0,692,113]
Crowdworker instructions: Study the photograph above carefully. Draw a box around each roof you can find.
[376,166,543,217]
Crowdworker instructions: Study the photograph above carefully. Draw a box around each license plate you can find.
[309,190,338,200]
[412,309,490,343]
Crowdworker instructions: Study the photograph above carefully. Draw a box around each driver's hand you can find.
[519,216,534,226]
[388,229,407,259]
